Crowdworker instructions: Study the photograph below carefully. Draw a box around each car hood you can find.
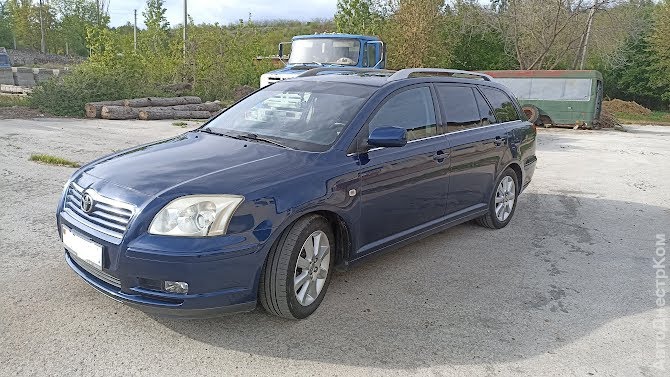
[80,131,315,198]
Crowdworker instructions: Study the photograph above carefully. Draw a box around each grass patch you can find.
[29,154,80,168]
[614,111,670,126]
[172,121,188,128]
[0,95,29,107]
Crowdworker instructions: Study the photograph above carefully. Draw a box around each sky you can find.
[106,0,338,27]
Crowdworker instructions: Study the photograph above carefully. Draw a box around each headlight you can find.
[149,195,244,237]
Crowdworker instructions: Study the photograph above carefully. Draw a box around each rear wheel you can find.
[476,168,518,229]
[259,215,334,319]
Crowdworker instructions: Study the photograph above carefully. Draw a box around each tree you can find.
[0,1,14,47]
[492,0,595,70]
[386,0,449,68]
[446,1,515,70]
[649,0,670,102]
[143,0,169,31]
[334,0,385,35]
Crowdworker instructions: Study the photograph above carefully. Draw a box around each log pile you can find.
[85,96,223,120]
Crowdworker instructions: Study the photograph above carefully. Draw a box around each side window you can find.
[480,87,520,123]
[368,86,437,142]
[436,85,481,132]
[474,88,495,126]
[363,43,376,67]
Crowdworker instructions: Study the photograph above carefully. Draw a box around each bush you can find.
[29,55,168,117]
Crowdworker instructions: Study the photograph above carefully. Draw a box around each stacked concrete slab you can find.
[34,68,55,84]
[13,67,36,87]
[0,67,14,85]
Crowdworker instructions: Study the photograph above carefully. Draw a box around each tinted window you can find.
[0,55,8,65]
[480,87,520,123]
[368,86,437,141]
[206,81,375,151]
[474,88,495,126]
[436,85,481,132]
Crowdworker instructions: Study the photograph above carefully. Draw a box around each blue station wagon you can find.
[57,68,537,319]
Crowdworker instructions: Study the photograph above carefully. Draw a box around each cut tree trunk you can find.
[100,106,141,120]
[148,102,221,112]
[138,109,212,120]
[85,100,126,118]
[124,96,201,108]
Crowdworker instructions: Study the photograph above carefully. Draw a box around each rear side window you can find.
[435,85,481,132]
[480,87,520,123]
[474,89,495,126]
[368,86,437,141]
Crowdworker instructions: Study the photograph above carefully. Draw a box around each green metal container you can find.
[483,70,603,127]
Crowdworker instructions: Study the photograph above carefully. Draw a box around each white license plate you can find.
[62,226,103,270]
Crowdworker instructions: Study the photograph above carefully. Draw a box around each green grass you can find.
[614,111,670,126]
[0,95,29,107]
[29,154,80,168]
[172,121,188,128]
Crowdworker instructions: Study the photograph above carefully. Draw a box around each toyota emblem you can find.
[81,193,94,213]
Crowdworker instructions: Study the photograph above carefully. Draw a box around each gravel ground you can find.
[0,118,668,377]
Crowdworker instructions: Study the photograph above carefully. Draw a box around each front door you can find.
[356,85,449,254]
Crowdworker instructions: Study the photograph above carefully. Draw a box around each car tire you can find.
[476,168,519,229]
[258,215,334,319]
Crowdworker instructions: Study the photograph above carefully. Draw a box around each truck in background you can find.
[259,33,385,87]
[0,47,11,68]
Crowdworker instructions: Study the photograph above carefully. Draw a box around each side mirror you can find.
[367,126,407,148]
[278,43,283,58]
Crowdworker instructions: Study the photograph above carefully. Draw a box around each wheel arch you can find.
[263,209,353,270]
[503,161,523,193]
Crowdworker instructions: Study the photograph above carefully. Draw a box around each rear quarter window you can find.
[480,87,520,123]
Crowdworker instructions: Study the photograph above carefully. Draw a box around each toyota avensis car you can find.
[57,68,537,319]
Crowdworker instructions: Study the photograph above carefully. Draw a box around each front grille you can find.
[62,183,134,241]
[69,252,121,288]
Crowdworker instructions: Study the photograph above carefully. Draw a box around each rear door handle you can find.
[494,136,507,146]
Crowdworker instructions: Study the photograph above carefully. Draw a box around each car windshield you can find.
[288,38,360,66]
[203,80,375,151]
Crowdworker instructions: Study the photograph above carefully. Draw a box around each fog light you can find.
[164,281,188,294]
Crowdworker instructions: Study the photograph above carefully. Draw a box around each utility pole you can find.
[183,0,187,60]
[133,9,138,51]
[38,0,46,53]
[579,6,597,70]
[96,0,100,26]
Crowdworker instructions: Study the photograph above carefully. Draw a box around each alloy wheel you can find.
[293,230,331,306]
[495,176,516,222]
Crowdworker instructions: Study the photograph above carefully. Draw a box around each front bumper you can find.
[59,213,271,318]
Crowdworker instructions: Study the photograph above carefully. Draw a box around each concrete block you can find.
[34,68,55,84]
[13,67,36,87]
[0,67,14,85]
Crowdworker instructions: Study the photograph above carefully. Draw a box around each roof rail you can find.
[387,68,492,82]
[297,67,395,78]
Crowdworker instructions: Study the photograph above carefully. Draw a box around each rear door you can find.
[356,85,449,254]
[435,84,513,216]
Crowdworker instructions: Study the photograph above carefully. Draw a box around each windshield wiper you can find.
[236,132,292,149]
[200,128,245,140]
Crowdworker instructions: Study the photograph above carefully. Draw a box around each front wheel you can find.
[476,168,519,229]
[259,215,334,319]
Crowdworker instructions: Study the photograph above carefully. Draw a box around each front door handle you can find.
[433,149,448,163]
[494,136,507,146]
